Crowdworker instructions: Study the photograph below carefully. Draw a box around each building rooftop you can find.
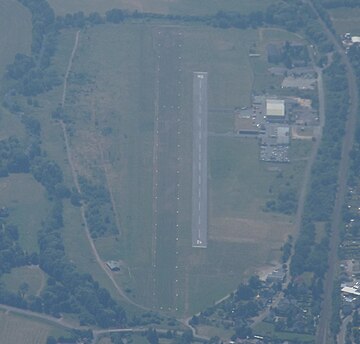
[341,286,360,296]
[106,260,121,271]
[266,99,285,117]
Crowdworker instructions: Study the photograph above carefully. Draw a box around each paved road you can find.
[192,72,208,248]
[304,2,359,344]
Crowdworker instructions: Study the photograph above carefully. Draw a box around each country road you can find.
[0,303,208,344]
[304,2,359,344]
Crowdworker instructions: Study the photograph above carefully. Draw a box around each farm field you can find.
[0,0,31,78]
[329,7,360,34]
[47,0,275,16]
[0,310,59,344]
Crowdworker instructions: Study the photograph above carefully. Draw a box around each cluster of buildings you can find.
[235,96,294,163]
[234,90,319,163]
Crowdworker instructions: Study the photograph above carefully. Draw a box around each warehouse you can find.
[266,99,285,122]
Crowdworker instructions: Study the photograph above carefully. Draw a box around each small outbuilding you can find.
[106,260,121,272]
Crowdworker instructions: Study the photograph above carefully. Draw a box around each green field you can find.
[0,1,31,78]
[254,321,315,343]
[329,7,360,34]
[48,0,275,16]
[2,266,45,297]
[0,174,48,252]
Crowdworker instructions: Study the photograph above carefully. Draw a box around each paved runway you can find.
[192,72,208,248]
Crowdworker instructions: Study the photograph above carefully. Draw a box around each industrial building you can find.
[266,99,285,121]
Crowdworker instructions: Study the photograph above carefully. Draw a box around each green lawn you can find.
[0,1,31,79]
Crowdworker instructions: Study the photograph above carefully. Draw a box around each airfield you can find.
[7,19,310,315]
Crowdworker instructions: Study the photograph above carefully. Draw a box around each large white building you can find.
[266,99,285,120]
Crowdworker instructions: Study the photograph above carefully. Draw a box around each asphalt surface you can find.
[192,72,208,248]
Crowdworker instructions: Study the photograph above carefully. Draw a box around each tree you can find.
[106,9,125,23]
[19,282,29,299]
[46,336,57,344]
[146,328,159,344]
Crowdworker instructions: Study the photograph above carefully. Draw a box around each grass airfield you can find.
[0,0,313,323]
[32,22,310,316]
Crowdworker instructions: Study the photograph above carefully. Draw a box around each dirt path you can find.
[61,30,79,107]
[59,30,147,311]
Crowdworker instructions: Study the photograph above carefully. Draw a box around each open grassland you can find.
[2,266,45,297]
[254,321,314,343]
[57,23,273,312]
[21,29,140,310]
[196,325,233,342]
[30,21,312,316]
[64,24,156,306]
[0,0,31,78]
[329,7,360,34]
[0,311,51,344]
[182,28,257,133]
[0,174,48,252]
[0,107,26,141]
[48,0,275,16]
